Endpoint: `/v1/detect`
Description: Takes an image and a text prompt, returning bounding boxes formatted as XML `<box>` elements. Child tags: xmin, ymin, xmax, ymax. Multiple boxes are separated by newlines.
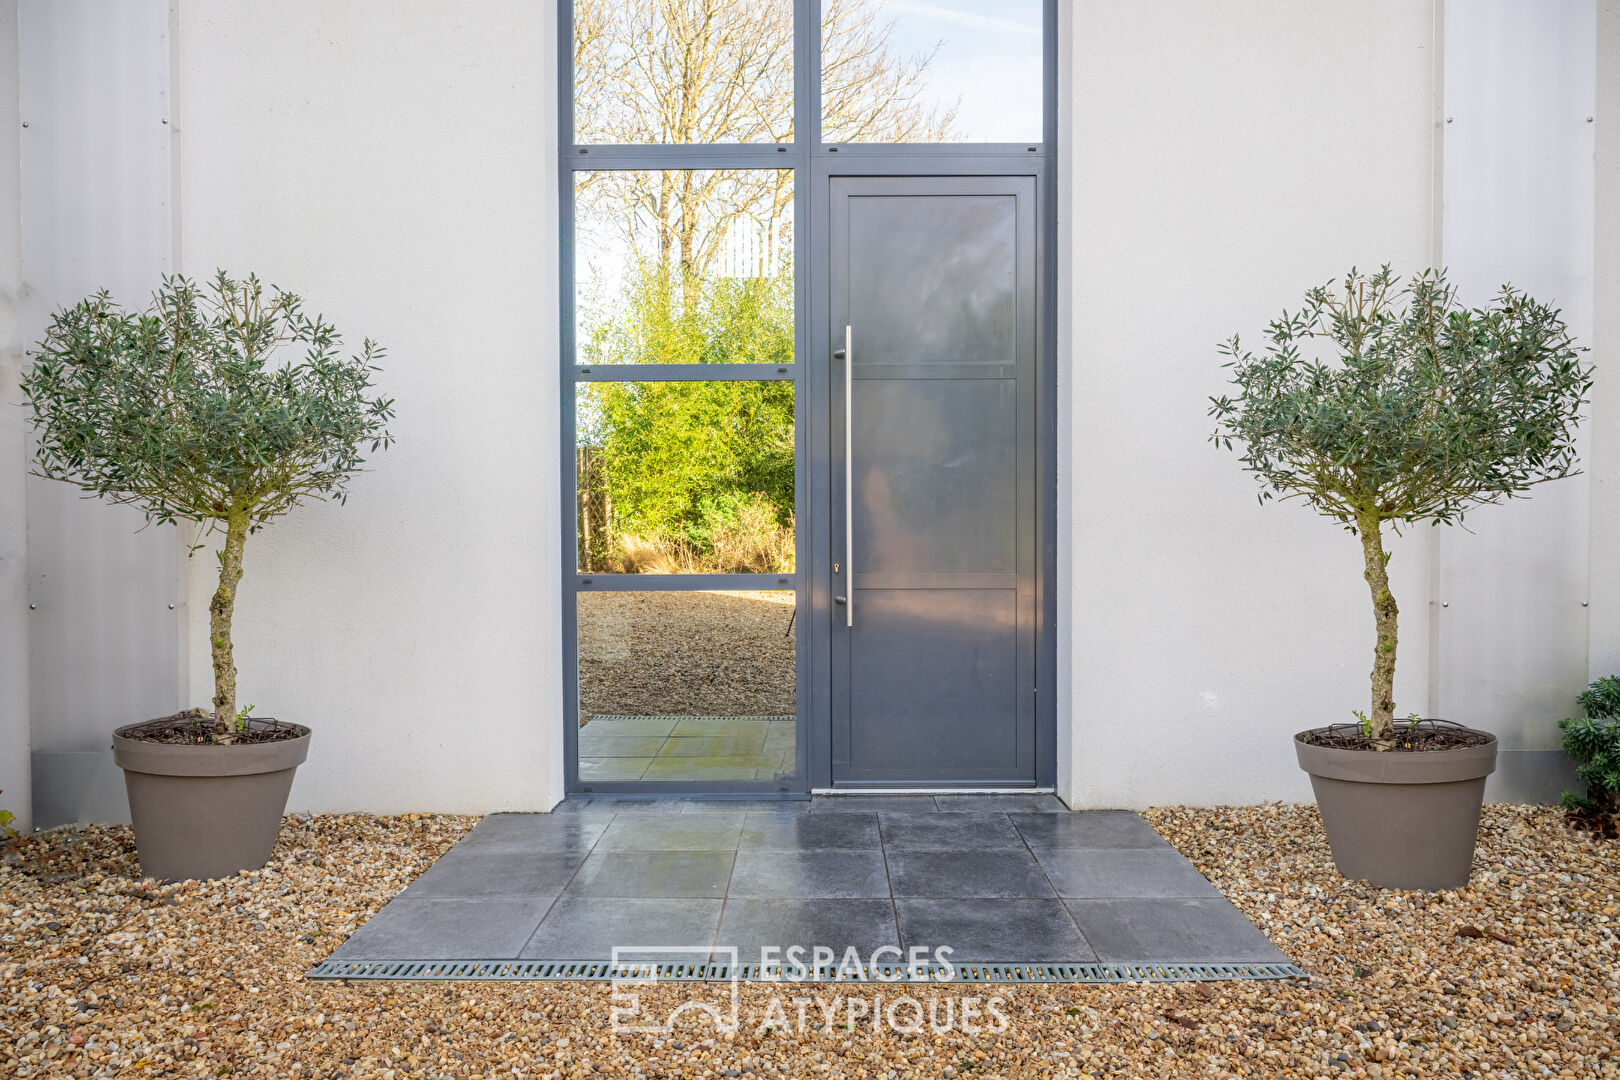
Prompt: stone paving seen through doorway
<box><xmin>328</xmin><ymin>796</ymin><xmax>1291</xmax><ymax>970</ymax></box>
<box><xmin>579</xmin><ymin>715</ymin><xmax>795</xmax><ymax>783</ymax></box>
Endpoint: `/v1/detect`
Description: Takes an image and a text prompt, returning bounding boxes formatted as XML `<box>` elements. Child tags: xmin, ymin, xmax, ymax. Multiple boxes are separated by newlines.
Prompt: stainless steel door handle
<box><xmin>841</xmin><ymin>324</ymin><xmax>852</xmax><ymax>627</ymax></box>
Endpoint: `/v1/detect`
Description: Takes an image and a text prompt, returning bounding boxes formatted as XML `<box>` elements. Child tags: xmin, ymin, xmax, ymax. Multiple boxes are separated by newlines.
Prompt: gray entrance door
<box><xmin>829</xmin><ymin>175</ymin><xmax>1038</xmax><ymax>787</ymax></box>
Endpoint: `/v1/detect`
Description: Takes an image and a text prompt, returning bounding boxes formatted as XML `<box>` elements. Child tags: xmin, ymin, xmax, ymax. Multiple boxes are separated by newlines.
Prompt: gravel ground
<box><xmin>2</xmin><ymin>804</ymin><xmax>1616</xmax><ymax>1078</ymax></box>
<box><xmin>578</xmin><ymin>591</ymin><xmax>796</xmax><ymax>724</ymax></box>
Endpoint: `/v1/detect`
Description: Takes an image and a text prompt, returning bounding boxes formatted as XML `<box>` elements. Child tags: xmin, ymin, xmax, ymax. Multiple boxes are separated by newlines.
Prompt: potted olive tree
<box><xmin>1211</xmin><ymin>267</ymin><xmax>1590</xmax><ymax>890</ymax></box>
<box><xmin>21</xmin><ymin>272</ymin><xmax>394</xmax><ymax>881</ymax></box>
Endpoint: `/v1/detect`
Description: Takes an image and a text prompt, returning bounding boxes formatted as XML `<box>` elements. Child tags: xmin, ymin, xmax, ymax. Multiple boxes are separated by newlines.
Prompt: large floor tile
<box><xmin>597</xmin><ymin>814</ymin><xmax>745</xmax><ymax>851</ymax></box>
<box><xmin>714</xmin><ymin>899</ymin><xmax>899</xmax><ymax>963</ymax></box>
<box><xmin>1010</xmin><ymin>811</ymin><xmax>1169</xmax><ymax>850</ymax></box>
<box><xmin>577</xmin><ymin>735</ymin><xmax>669</xmax><ymax>757</ymax></box>
<box><xmin>566</xmin><ymin>850</ymin><xmax>735</xmax><ymax>898</ymax></box>
<box><xmin>727</xmin><ymin>850</ymin><xmax>890</xmax><ymax>898</ymax></box>
<box><xmin>549</xmin><ymin>797</ymin><xmax>669</xmax><ymax>814</ymax></box>
<box><xmin>886</xmin><ymin>849</ymin><xmax>1054</xmax><ymax>898</ymax></box>
<box><xmin>1065</xmin><ymin>898</ymin><xmax>1289</xmax><ymax>964</ymax></box>
<box><xmin>740</xmin><ymin>811</ymin><xmax>880</xmax><ymax>850</ymax></box>
<box><xmin>580</xmin><ymin>757</ymin><xmax>652</xmax><ymax>781</ymax></box>
<box><xmin>680</xmin><ymin>799</ymin><xmax>810</xmax><ymax>814</ymax></box>
<box><xmin>402</xmin><ymin>850</ymin><xmax>585</xmax><ymax>899</ymax></box>
<box><xmin>643</xmin><ymin>757</ymin><xmax>767</xmax><ymax>780</ymax></box>
<box><xmin>581</xmin><ymin>716</ymin><xmax>679</xmax><ymax>737</ymax></box>
<box><xmin>660</xmin><ymin>734</ymin><xmax>770</xmax><ymax>757</ymax></box>
<box><xmin>809</xmin><ymin>795</ymin><xmax>937</xmax><ymax>814</ymax></box>
<box><xmin>519</xmin><ymin>897</ymin><xmax>723</xmax><ymax>962</ymax></box>
<box><xmin>330</xmin><ymin>898</ymin><xmax>552</xmax><ymax>960</ymax></box>
<box><xmin>454</xmin><ymin>814</ymin><xmax>610</xmax><ymax>852</ymax></box>
<box><xmin>1036</xmin><ymin>848</ymin><xmax>1221</xmax><ymax>900</ymax></box>
<box><xmin>671</xmin><ymin>717</ymin><xmax>781</xmax><ymax>737</ymax></box>
<box><xmin>933</xmin><ymin>794</ymin><xmax>1068</xmax><ymax>814</ymax></box>
<box><xmin>895</xmin><ymin>899</ymin><xmax>1094</xmax><ymax>963</ymax></box>
<box><xmin>878</xmin><ymin>812</ymin><xmax>1022</xmax><ymax>850</ymax></box>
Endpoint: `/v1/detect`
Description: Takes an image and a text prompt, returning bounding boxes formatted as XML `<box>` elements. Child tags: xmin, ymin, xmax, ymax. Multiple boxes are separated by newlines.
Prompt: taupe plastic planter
<box><xmin>113</xmin><ymin>722</ymin><xmax>311</xmax><ymax>881</ymax></box>
<box><xmin>1295</xmin><ymin>727</ymin><xmax>1497</xmax><ymax>891</ymax></box>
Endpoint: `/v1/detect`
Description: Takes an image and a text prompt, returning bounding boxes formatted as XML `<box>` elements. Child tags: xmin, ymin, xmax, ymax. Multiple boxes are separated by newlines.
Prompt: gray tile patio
<box><xmin>327</xmin><ymin>796</ymin><xmax>1291</xmax><ymax>968</ymax></box>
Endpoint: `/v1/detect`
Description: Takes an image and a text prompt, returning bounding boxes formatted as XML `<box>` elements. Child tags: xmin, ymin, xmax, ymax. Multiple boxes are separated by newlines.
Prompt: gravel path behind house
<box><xmin>578</xmin><ymin>590</ymin><xmax>796</xmax><ymax>724</ymax></box>
<box><xmin>2</xmin><ymin>805</ymin><xmax>1616</xmax><ymax>1078</ymax></box>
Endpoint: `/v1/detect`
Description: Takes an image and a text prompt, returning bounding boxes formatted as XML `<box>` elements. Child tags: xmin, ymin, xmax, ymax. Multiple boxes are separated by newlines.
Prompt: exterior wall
<box><xmin>8</xmin><ymin>1</ymin><xmax>1606</xmax><ymax>818</ymax></box>
<box><xmin>1056</xmin><ymin>1</ymin><xmax>1441</xmax><ymax>807</ymax></box>
<box><xmin>0</xmin><ymin>0</ymin><xmax>29</xmax><ymax>833</ymax></box>
<box><xmin>172</xmin><ymin>0</ymin><xmax>564</xmax><ymax>813</ymax></box>
<box><xmin>1590</xmin><ymin>5</ymin><xmax>1620</xmax><ymax>683</ymax></box>
<box><xmin>1437</xmin><ymin>0</ymin><xmax>1596</xmax><ymax>801</ymax></box>
<box><xmin>15</xmin><ymin>0</ymin><xmax>181</xmax><ymax>829</ymax></box>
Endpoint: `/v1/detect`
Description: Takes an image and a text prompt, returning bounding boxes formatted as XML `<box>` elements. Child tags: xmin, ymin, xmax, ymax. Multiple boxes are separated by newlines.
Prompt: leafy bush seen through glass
<box><xmin>1210</xmin><ymin>267</ymin><xmax>1591</xmax><ymax>742</ymax></box>
<box><xmin>578</xmin><ymin>264</ymin><xmax>793</xmax><ymax>574</ymax></box>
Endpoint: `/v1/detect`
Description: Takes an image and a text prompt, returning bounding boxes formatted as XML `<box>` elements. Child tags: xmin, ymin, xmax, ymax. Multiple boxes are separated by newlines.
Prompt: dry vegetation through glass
<box><xmin>577</xmin><ymin>591</ymin><xmax>796</xmax><ymax>724</ymax></box>
<box><xmin>577</xmin><ymin>590</ymin><xmax>797</xmax><ymax>781</ymax></box>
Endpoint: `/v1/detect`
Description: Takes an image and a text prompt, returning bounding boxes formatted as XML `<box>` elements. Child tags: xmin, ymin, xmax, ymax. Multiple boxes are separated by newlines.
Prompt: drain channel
<box><xmin>307</xmin><ymin>960</ymin><xmax>1307</xmax><ymax>983</ymax></box>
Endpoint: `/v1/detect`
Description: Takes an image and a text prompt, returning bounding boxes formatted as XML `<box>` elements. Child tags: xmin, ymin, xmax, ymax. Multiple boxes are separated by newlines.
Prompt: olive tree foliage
<box><xmin>21</xmin><ymin>272</ymin><xmax>395</xmax><ymax>736</ymax></box>
<box><xmin>1210</xmin><ymin>267</ymin><xmax>1590</xmax><ymax>742</ymax></box>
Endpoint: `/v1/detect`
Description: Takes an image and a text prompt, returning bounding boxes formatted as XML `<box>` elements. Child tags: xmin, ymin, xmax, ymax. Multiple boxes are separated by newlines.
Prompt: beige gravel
<box><xmin>2</xmin><ymin>804</ymin><xmax>1616</xmax><ymax>1078</ymax></box>
<box><xmin>578</xmin><ymin>590</ymin><xmax>797</xmax><ymax>724</ymax></box>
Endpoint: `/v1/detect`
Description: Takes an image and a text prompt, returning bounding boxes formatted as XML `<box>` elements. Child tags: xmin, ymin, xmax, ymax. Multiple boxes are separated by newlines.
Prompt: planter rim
<box><xmin>113</xmin><ymin>720</ymin><xmax>311</xmax><ymax>779</ymax></box>
<box><xmin>1295</xmin><ymin>725</ymin><xmax>1497</xmax><ymax>785</ymax></box>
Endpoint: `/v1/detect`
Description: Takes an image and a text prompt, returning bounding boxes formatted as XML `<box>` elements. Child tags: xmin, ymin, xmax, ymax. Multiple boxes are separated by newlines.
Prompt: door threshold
<box><xmin>812</xmin><ymin>788</ymin><xmax>1055</xmax><ymax>795</ymax></box>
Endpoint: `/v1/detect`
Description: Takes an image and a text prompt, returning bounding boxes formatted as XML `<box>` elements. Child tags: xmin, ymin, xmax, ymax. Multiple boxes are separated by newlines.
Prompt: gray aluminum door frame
<box><xmin>557</xmin><ymin>1</ymin><xmax>1059</xmax><ymax>795</ymax></box>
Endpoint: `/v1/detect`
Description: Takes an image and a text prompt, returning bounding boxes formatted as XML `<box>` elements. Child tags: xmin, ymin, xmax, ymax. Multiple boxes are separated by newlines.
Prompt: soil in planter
<box><xmin>1303</xmin><ymin>718</ymin><xmax>1493</xmax><ymax>752</ymax></box>
<box><xmin>121</xmin><ymin>709</ymin><xmax>308</xmax><ymax>745</ymax></box>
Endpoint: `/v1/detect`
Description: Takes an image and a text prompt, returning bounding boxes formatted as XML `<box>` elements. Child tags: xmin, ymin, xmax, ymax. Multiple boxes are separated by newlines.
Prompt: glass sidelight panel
<box><xmin>576</xmin><ymin>382</ymin><xmax>795</xmax><ymax>573</ymax></box>
<box><xmin>820</xmin><ymin>0</ymin><xmax>1043</xmax><ymax>143</ymax></box>
<box><xmin>573</xmin><ymin>1</ymin><xmax>794</xmax><ymax>144</ymax></box>
<box><xmin>577</xmin><ymin>590</ymin><xmax>798</xmax><ymax>781</ymax></box>
<box><xmin>575</xmin><ymin>170</ymin><xmax>794</xmax><ymax>366</ymax></box>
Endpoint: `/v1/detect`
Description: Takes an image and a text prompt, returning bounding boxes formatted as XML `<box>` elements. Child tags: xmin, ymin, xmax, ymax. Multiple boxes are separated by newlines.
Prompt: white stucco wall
<box><xmin>1056</xmin><ymin>1</ymin><xmax>1441</xmax><ymax>807</ymax></box>
<box><xmin>1436</xmin><ymin>0</ymin><xmax>1596</xmax><ymax>798</ymax></box>
<box><xmin>17</xmin><ymin>0</ymin><xmax>181</xmax><ymax>830</ymax></box>
<box><xmin>1590</xmin><ymin>4</ymin><xmax>1620</xmax><ymax>682</ymax></box>
<box><xmin>171</xmin><ymin>0</ymin><xmax>564</xmax><ymax>813</ymax></box>
<box><xmin>10</xmin><ymin>1</ymin><xmax>1605</xmax><ymax>818</ymax></box>
<box><xmin>0</xmin><ymin>0</ymin><xmax>30</xmax><ymax>833</ymax></box>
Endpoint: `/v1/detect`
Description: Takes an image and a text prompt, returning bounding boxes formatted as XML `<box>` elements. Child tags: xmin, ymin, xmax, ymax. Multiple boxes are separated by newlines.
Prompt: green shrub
<box><xmin>578</xmin><ymin>261</ymin><xmax>795</xmax><ymax>570</ymax></box>
<box><xmin>1561</xmin><ymin>677</ymin><xmax>1620</xmax><ymax>816</ymax></box>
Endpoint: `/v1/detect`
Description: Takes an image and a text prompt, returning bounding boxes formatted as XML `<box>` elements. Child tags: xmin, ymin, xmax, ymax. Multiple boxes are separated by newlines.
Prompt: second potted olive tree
<box><xmin>22</xmin><ymin>272</ymin><xmax>394</xmax><ymax>881</ymax></box>
<box><xmin>1211</xmin><ymin>267</ymin><xmax>1590</xmax><ymax>890</ymax></box>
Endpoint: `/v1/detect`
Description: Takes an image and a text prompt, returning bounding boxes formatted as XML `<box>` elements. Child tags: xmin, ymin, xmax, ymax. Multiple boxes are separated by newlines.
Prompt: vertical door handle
<box><xmin>842</xmin><ymin>324</ymin><xmax>853</xmax><ymax>628</ymax></box>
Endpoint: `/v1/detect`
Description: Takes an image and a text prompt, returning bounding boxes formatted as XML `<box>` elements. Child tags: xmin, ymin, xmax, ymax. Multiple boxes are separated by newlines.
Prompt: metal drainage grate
<box><xmin>307</xmin><ymin>960</ymin><xmax>1307</xmax><ymax>984</ymax></box>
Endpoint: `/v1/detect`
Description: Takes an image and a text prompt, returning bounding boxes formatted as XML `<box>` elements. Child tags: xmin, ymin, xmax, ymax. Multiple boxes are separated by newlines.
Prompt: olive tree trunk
<box><xmin>1358</xmin><ymin>512</ymin><xmax>1398</xmax><ymax>740</ymax></box>
<box><xmin>209</xmin><ymin>509</ymin><xmax>250</xmax><ymax>732</ymax></box>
